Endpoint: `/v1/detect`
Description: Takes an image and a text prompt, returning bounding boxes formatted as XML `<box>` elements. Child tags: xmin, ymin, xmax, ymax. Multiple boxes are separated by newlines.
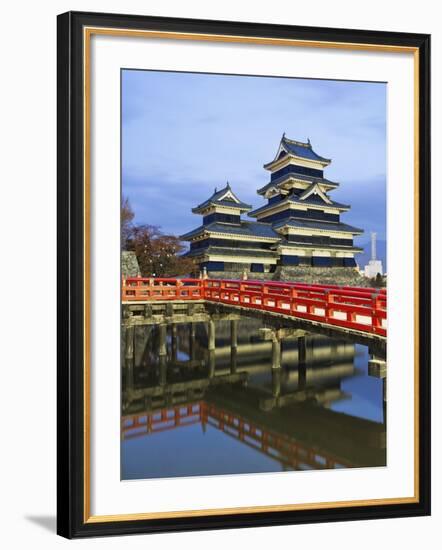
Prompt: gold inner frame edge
<box><xmin>82</xmin><ymin>26</ymin><xmax>420</xmax><ymax>524</ymax></box>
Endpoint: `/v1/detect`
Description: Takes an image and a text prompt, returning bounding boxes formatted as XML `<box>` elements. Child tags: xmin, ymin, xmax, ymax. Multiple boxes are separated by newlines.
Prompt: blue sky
<box><xmin>122</xmin><ymin>70</ymin><xmax>386</xmax><ymax>244</ymax></box>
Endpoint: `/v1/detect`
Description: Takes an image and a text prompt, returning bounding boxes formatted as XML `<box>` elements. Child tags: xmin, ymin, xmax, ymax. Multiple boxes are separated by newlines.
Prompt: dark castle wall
<box><xmin>270</xmin><ymin>164</ymin><xmax>323</xmax><ymax>180</ymax></box>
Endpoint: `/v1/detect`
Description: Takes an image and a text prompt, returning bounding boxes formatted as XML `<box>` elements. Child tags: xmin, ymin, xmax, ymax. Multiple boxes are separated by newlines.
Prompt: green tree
<box><xmin>374</xmin><ymin>272</ymin><xmax>384</xmax><ymax>287</ymax></box>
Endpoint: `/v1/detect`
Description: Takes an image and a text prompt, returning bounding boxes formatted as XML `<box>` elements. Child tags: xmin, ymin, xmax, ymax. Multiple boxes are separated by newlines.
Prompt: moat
<box><xmin>121</xmin><ymin>307</ymin><xmax>386</xmax><ymax>480</ymax></box>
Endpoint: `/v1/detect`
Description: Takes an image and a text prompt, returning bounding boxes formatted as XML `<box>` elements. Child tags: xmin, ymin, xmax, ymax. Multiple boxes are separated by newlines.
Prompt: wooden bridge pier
<box><xmin>125</xmin><ymin>325</ymin><xmax>135</xmax><ymax>392</ymax></box>
<box><xmin>189</xmin><ymin>323</ymin><xmax>196</xmax><ymax>361</ymax></box>
<box><xmin>368</xmin><ymin>355</ymin><xmax>387</xmax><ymax>379</ymax></box>
<box><xmin>207</xmin><ymin>320</ymin><xmax>216</xmax><ymax>379</ymax></box>
<box><xmin>298</xmin><ymin>335</ymin><xmax>307</xmax><ymax>390</ymax></box>
<box><xmin>230</xmin><ymin>319</ymin><xmax>238</xmax><ymax>374</ymax></box>
<box><xmin>231</xmin><ymin>319</ymin><xmax>238</xmax><ymax>348</ymax></box>
<box><xmin>208</xmin><ymin>350</ymin><xmax>216</xmax><ymax>378</ymax></box>
<box><xmin>158</xmin><ymin>323</ymin><xmax>167</xmax><ymax>358</ymax></box>
<box><xmin>272</xmin><ymin>366</ymin><xmax>282</xmax><ymax>398</ymax></box>
<box><xmin>208</xmin><ymin>319</ymin><xmax>216</xmax><ymax>351</ymax></box>
<box><xmin>256</xmin><ymin>327</ymin><xmax>310</xmax><ymax>400</ymax></box>
<box><xmin>272</xmin><ymin>336</ymin><xmax>281</xmax><ymax>371</ymax></box>
<box><xmin>230</xmin><ymin>347</ymin><xmax>238</xmax><ymax>375</ymax></box>
<box><xmin>259</xmin><ymin>328</ymin><xmax>281</xmax><ymax>369</ymax></box>
<box><xmin>256</xmin><ymin>327</ymin><xmax>347</xmax><ymax>411</ymax></box>
<box><xmin>259</xmin><ymin>327</ymin><xmax>309</xmax><ymax>371</ymax></box>
<box><xmin>158</xmin><ymin>324</ymin><xmax>168</xmax><ymax>386</ymax></box>
<box><xmin>368</xmin><ymin>353</ymin><xmax>387</xmax><ymax>423</ymax></box>
<box><xmin>171</xmin><ymin>324</ymin><xmax>178</xmax><ymax>362</ymax></box>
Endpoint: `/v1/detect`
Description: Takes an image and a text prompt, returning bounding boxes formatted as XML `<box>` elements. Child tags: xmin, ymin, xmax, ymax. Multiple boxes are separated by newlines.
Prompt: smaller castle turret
<box><xmin>180</xmin><ymin>183</ymin><xmax>279</xmax><ymax>275</ymax></box>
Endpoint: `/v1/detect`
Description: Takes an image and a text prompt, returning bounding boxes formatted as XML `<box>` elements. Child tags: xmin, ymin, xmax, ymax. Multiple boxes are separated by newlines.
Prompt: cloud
<box><xmin>122</xmin><ymin>70</ymin><xmax>386</xmax><ymax>238</ymax></box>
<box><xmin>337</xmin><ymin>176</ymin><xmax>387</xmax><ymax>241</ymax></box>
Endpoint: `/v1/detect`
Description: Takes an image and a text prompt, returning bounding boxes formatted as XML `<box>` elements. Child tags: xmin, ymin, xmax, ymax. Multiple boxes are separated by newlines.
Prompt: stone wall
<box><xmin>121</xmin><ymin>251</ymin><xmax>141</xmax><ymax>278</ymax></box>
<box><xmin>208</xmin><ymin>271</ymin><xmax>271</xmax><ymax>281</ymax></box>
<box><xmin>273</xmin><ymin>266</ymin><xmax>373</xmax><ymax>286</ymax></box>
<box><xmin>205</xmin><ymin>266</ymin><xmax>374</xmax><ymax>286</ymax></box>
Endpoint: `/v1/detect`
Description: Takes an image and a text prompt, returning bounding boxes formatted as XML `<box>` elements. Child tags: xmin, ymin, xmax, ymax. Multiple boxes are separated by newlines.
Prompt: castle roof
<box><xmin>249</xmin><ymin>186</ymin><xmax>349</xmax><ymax>217</ymax></box>
<box><xmin>272</xmin><ymin>217</ymin><xmax>364</xmax><ymax>235</ymax></box>
<box><xmin>192</xmin><ymin>183</ymin><xmax>252</xmax><ymax>213</ymax></box>
<box><xmin>264</xmin><ymin>135</ymin><xmax>331</xmax><ymax>168</ymax></box>
<box><xmin>257</xmin><ymin>172</ymin><xmax>339</xmax><ymax>195</ymax></box>
<box><xmin>180</xmin><ymin>220</ymin><xmax>280</xmax><ymax>241</ymax></box>
<box><xmin>184</xmin><ymin>246</ymin><xmax>278</xmax><ymax>259</ymax></box>
<box><xmin>277</xmin><ymin>240</ymin><xmax>363</xmax><ymax>252</ymax></box>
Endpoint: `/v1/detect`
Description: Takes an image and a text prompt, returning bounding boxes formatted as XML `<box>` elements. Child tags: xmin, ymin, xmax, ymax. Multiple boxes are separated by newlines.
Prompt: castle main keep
<box><xmin>181</xmin><ymin>134</ymin><xmax>364</xmax><ymax>282</ymax></box>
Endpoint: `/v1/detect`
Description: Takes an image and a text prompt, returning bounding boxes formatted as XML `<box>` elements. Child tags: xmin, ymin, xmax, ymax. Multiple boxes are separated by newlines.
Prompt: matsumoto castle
<box><xmin>181</xmin><ymin>134</ymin><xmax>364</xmax><ymax>279</ymax></box>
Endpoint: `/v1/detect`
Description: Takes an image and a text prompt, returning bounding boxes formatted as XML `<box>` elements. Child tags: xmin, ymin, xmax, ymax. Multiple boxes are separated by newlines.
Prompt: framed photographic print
<box><xmin>57</xmin><ymin>11</ymin><xmax>431</xmax><ymax>538</ymax></box>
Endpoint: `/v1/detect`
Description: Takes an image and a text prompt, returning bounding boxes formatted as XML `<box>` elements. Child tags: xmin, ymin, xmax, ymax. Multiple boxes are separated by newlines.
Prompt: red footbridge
<box><xmin>122</xmin><ymin>277</ymin><xmax>386</xmax><ymax>338</ymax></box>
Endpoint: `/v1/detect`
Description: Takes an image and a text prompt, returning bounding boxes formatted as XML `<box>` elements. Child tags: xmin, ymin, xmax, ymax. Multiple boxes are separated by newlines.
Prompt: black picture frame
<box><xmin>57</xmin><ymin>10</ymin><xmax>431</xmax><ymax>539</ymax></box>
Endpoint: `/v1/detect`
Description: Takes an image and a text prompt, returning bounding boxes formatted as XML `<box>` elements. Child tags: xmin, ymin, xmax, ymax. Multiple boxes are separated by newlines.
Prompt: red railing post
<box><xmin>371</xmin><ymin>295</ymin><xmax>377</xmax><ymax>333</ymax></box>
<box><xmin>121</xmin><ymin>275</ymin><xmax>126</xmax><ymax>301</ymax></box>
<box><xmin>290</xmin><ymin>287</ymin><xmax>298</xmax><ymax>312</ymax></box>
<box><xmin>239</xmin><ymin>282</ymin><xmax>246</xmax><ymax>304</ymax></box>
<box><xmin>325</xmin><ymin>290</ymin><xmax>333</xmax><ymax>323</ymax></box>
<box><xmin>262</xmin><ymin>283</ymin><xmax>269</xmax><ymax>308</ymax></box>
<box><xmin>176</xmin><ymin>278</ymin><xmax>182</xmax><ymax>299</ymax></box>
<box><xmin>372</xmin><ymin>292</ymin><xmax>386</xmax><ymax>335</ymax></box>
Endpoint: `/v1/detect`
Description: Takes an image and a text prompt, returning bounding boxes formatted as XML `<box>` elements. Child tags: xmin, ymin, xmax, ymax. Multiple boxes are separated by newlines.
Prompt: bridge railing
<box><xmin>122</xmin><ymin>277</ymin><xmax>386</xmax><ymax>337</ymax></box>
<box><xmin>122</xmin><ymin>277</ymin><xmax>204</xmax><ymax>301</ymax></box>
<box><xmin>203</xmin><ymin>279</ymin><xmax>386</xmax><ymax>337</ymax></box>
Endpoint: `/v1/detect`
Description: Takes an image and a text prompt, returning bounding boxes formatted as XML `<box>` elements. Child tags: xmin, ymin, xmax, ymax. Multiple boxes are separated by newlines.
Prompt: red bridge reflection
<box><xmin>122</xmin><ymin>401</ymin><xmax>352</xmax><ymax>470</ymax></box>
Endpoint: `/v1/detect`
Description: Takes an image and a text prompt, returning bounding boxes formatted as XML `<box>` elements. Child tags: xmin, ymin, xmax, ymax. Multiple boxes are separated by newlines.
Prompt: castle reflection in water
<box><xmin>121</xmin><ymin>313</ymin><xmax>386</xmax><ymax>480</ymax></box>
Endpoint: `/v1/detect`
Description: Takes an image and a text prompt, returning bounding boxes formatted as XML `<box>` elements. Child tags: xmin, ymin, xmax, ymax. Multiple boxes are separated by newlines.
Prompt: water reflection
<box><xmin>121</xmin><ymin>315</ymin><xmax>386</xmax><ymax>480</ymax></box>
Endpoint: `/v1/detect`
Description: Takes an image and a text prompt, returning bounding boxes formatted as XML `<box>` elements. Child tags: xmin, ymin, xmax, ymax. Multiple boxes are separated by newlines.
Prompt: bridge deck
<box><xmin>122</xmin><ymin>277</ymin><xmax>387</xmax><ymax>340</ymax></box>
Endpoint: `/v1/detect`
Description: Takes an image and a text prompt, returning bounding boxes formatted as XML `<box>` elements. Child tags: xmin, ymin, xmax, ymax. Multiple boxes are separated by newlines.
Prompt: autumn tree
<box><xmin>126</xmin><ymin>224</ymin><xmax>195</xmax><ymax>277</ymax></box>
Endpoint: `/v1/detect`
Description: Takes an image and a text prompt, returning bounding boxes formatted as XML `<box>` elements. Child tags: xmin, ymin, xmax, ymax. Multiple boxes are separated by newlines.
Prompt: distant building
<box><xmin>181</xmin><ymin>134</ymin><xmax>364</xmax><ymax>276</ymax></box>
<box><xmin>364</xmin><ymin>232</ymin><xmax>383</xmax><ymax>278</ymax></box>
